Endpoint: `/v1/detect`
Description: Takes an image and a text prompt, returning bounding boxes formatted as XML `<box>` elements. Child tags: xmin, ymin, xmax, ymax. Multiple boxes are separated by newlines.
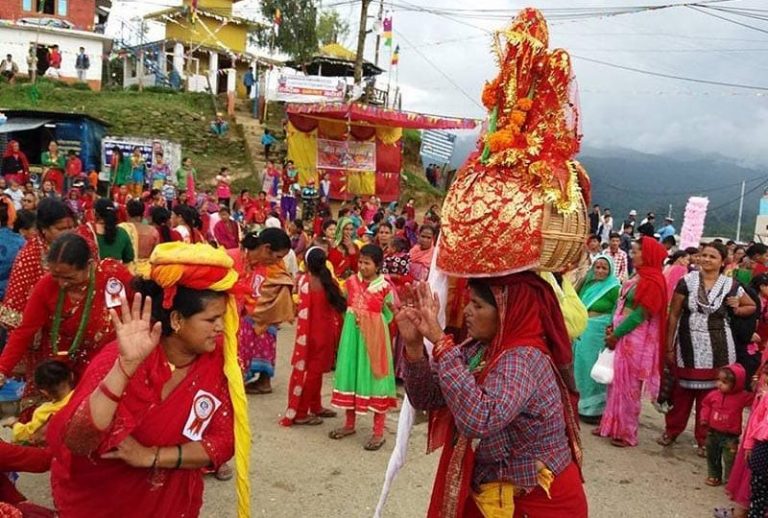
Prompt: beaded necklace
<box><xmin>50</xmin><ymin>267</ymin><xmax>96</xmax><ymax>358</ymax></box>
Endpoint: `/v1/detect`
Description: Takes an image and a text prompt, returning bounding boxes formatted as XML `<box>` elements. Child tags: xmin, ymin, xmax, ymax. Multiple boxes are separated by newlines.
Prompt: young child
<box><xmin>65</xmin><ymin>188</ymin><xmax>83</xmax><ymax>220</ymax></box>
<box><xmin>281</xmin><ymin>247</ymin><xmax>346</xmax><ymax>426</ymax></box>
<box><xmin>216</xmin><ymin>167</ymin><xmax>232</xmax><ymax>208</ymax></box>
<box><xmin>64</xmin><ymin>150</ymin><xmax>82</xmax><ymax>194</ymax></box>
<box><xmin>6</xmin><ymin>360</ymin><xmax>73</xmax><ymax>444</ymax></box>
<box><xmin>329</xmin><ymin>244</ymin><xmax>398</xmax><ymax>451</ymax></box>
<box><xmin>162</xmin><ymin>178</ymin><xmax>177</xmax><ymax>210</ymax></box>
<box><xmin>701</xmin><ymin>364</ymin><xmax>755</xmax><ymax>486</ymax></box>
<box><xmin>129</xmin><ymin>147</ymin><xmax>146</xmax><ymax>198</ymax></box>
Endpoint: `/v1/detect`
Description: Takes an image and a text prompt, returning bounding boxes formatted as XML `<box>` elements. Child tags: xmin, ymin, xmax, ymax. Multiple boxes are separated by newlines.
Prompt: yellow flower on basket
<box><xmin>516</xmin><ymin>98</ymin><xmax>533</xmax><ymax>111</ymax></box>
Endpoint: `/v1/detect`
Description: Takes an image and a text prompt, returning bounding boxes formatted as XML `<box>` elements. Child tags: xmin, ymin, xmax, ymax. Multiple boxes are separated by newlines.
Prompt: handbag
<box><xmin>590</xmin><ymin>348</ymin><xmax>615</xmax><ymax>384</ymax></box>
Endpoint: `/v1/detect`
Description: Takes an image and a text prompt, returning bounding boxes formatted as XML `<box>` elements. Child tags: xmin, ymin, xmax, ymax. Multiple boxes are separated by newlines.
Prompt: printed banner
<box><xmin>317</xmin><ymin>139</ymin><xmax>376</xmax><ymax>172</ymax></box>
<box><xmin>275</xmin><ymin>75</ymin><xmax>346</xmax><ymax>103</ymax></box>
<box><xmin>100</xmin><ymin>137</ymin><xmax>182</xmax><ymax>181</ymax></box>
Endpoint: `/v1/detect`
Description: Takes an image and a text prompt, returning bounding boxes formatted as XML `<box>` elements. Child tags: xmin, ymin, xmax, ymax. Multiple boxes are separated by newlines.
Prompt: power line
<box><xmin>687</xmin><ymin>5</ymin><xmax>768</xmax><ymax>35</ymax></box>
<box><xmin>597</xmin><ymin>174</ymin><xmax>767</xmax><ymax>196</ymax></box>
<box><xmin>708</xmin><ymin>178</ymin><xmax>768</xmax><ymax>213</ymax></box>
<box><xmin>392</xmin><ymin>28</ymin><xmax>484</xmax><ymax>111</ymax></box>
<box><xmin>573</xmin><ymin>54</ymin><xmax>768</xmax><ymax>91</ymax></box>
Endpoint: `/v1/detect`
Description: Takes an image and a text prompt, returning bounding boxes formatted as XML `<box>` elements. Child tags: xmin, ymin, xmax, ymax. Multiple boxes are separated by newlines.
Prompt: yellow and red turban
<box><xmin>149</xmin><ymin>242</ymin><xmax>250</xmax><ymax>518</ymax></box>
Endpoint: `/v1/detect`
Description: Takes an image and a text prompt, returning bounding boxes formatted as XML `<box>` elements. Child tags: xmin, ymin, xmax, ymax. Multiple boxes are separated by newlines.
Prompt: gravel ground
<box><xmin>14</xmin><ymin>324</ymin><xmax>729</xmax><ymax>517</ymax></box>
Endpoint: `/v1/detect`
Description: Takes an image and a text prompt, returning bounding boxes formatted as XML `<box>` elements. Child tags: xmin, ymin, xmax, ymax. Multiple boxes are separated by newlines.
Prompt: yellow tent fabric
<box><xmin>347</xmin><ymin>171</ymin><xmax>376</xmax><ymax>196</ymax></box>
<box><xmin>286</xmin><ymin>122</ymin><xmax>318</xmax><ymax>186</ymax></box>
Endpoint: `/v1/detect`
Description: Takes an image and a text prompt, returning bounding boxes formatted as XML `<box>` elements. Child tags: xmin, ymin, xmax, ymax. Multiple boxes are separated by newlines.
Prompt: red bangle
<box><xmin>432</xmin><ymin>335</ymin><xmax>455</xmax><ymax>362</ymax></box>
<box><xmin>98</xmin><ymin>381</ymin><xmax>122</xmax><ymax>403</ymax></box>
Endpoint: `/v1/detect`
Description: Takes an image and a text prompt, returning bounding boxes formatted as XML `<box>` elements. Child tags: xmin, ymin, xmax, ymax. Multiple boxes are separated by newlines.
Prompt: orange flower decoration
<box><xmin>482</xmin><ymin>77</ymin><xmax>501</xmax><ymax>111</ymax></box>
<box><xmin>509</xmin><ymin>110</ymin><xmax>527</xmax><ymax>128</ymax></box>
<box><xmin>515</xmin><ymin>98</ymin><xmax>533</xmax><ymax>111</ymax></box>
<box><xmin>487</xmin><ymin>128</ymin><xmax>519</xmax><ymax>153</ymax></box>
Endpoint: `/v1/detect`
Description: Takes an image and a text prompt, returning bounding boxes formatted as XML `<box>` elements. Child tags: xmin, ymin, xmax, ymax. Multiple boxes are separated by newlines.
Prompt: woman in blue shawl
<box><xmin>573</xmin><ymin>255</ymin><xmax>620</xmax><ymax>423</ymax></box>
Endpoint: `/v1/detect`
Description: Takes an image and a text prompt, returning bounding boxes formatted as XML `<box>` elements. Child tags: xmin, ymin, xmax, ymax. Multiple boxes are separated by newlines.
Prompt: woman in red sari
<box><xmin>1</xmin><ymin>140</ymin><xmax>30</xmax><ymax>185</ymax></box>
<box><xmin>0</xmin><ymin>198</ymin><xmax>78</xmax><ymax>330</ymax></box>
<box><xmin>398</xmin><ymin>277</ymin><xmax>586</xmax><ymax>518</ymax></box>
<box><xmin>47</xmin><ymin>242</ymin><xmax>252</xmax><ymax>518</ymax></box>
<box><xmin>281</xmin><ymin>247</ymin><xmax>345</xmax><ymax>426</ymax></box>
<box><xmin>328</xmin><ymin>216</ymin><xmax>359</xmax><ymax>280</ymax></box>
<box><xmin>0</xmin><ymin>233</ymin><xmax>132</xmax><ymax>413</ymax></box>
<box><xmin>408</xmin><ymin>225</ymin><xmax>436</xmax><ymax>282</ymax></box>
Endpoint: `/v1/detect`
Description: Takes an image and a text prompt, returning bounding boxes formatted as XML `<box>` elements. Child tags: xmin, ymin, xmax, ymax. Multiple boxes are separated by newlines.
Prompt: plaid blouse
<box><xmin>403</xmin><ymin>343</ymin><xmax>572</xmax><ymax>490</ymax></box>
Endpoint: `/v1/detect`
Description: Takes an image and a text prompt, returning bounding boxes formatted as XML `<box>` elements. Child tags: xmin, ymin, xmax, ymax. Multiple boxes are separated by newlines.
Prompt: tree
<box><xmin>258</xmin><ymin>0</ymin><xmax>319</xmax><ymax>62</ymax></box>
<box><xmin>317</xmin><ymin>10</ymin><xmax>350</xmax><ymax>46</ymax></box>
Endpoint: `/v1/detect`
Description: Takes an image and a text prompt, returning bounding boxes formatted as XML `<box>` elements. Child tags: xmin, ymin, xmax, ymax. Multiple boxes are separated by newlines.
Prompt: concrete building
<box><xmin>0</xmin><ymin>20</ymin><xmax>111</xmax><ymax>90</ymax></box>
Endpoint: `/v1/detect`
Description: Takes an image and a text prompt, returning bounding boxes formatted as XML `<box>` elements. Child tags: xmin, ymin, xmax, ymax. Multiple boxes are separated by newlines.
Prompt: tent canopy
<box><xmin>286</xmin><ymin>103</ymin><xmax>478</xmax><ymax>131</ymax></box>
<box><xmin>0</xmin><ymin>117</ymin><xmax>52</xmax><ymax>134</ymax></box>
<box><xmin>285</xmin><ymin>44</ymin><xmax>384</xmax><ymax>78</ymax></box>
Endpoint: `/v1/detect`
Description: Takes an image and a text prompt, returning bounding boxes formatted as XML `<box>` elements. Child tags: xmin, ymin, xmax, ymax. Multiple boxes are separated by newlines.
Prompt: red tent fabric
<box><xmin>286</xmin><ymin>103</ymin><xmax>478</xmax><ymax>130</ymax></box>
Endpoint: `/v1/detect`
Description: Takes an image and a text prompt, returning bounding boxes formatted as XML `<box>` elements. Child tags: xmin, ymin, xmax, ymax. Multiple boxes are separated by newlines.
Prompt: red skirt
<box><xmin>463</xmin><ymin>463</ymin><xmax>588</xmax><ymax>518</ymax></box>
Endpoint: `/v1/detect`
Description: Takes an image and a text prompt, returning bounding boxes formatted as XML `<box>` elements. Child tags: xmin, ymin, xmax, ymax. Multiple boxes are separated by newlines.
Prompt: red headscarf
<box><xmin>2</xmin><ymin>140</ymin><xmax>30</xmax><ymax>172</ymax></box>
<box><xmin>634</xmin><ymin>235</ymin><xmax>668</xmax><ymax>316</ymax></box>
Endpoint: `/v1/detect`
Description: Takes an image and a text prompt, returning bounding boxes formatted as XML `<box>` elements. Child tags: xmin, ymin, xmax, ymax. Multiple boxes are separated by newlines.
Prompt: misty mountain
<box><xmin>578</xmin><ymin>148</ymin><xmax>767</xmax><ymax>240</ymax></box>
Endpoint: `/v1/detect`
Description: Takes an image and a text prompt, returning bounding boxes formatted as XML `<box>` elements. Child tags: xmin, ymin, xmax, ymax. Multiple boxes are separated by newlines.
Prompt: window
<box><xmin>57</xmin><ymin>0</ymin><xmax>67</xmax><ymax>16</ymax></box>
<box><xmin>37</xmin><ymin>0</ymin><xmax>54</xmax><ymax>14</ymax></box>
<box><xmin>22</xmin><ymin>0</ymin><xmax>33</xmax><ymax>12</ymax></box>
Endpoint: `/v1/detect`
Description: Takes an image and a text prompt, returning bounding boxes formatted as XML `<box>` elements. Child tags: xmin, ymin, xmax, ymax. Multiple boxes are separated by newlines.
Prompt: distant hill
<box><xmin>578</xmin><ymin>148</ymin><xmax>766</xmax><ymax>239</ymax></box>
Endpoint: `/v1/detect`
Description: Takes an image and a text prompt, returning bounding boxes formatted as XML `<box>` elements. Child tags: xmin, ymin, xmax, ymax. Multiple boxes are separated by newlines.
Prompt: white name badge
<box><xmin>104</xmin><ymin>277</ymin><xmax>126</xmax><ymax>309</ymax></box>
<box><xmin>182</xmin><ymin>390</ymin><xmax>222</xmax><ymax>441</ymax></box>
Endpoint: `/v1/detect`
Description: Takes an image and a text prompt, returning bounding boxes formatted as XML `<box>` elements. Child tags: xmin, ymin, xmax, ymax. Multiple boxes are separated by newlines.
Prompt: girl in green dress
<box><xmin>330</xmin><ymin>244</ymin><xmax>397</xmax><ymax>451</ymax></box>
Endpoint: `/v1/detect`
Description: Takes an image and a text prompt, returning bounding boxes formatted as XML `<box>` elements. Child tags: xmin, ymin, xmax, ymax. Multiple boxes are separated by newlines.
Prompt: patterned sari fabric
<box><xmin>47</xmin><ymin>343</ymin><xmax>234</xmax><ymax>518</ymax></box>
<box><xmin>0</xmin><ymin>259</ymin><xmax>133</xmax><ymax>414</ymax></box>
<box><xmin>597</xmin><ymin>278</ymin><xmax>663</xmax><ymax>446</ymax></box>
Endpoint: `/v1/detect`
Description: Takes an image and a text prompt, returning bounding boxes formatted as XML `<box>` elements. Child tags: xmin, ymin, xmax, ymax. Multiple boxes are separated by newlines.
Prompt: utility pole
<box><xmin>353</xmin><ymin>0</ymin><xmax>373</xmax><ymax>85</ymax></box>
<box><xmin>736</xmin><ymin>179</ymin><xmax>746</xmax><ymax>242</ymax></box>
<box><xmin>373</xmin><ymin>0</ymin><xmax>384</xmax><ymax>67</ymax></box>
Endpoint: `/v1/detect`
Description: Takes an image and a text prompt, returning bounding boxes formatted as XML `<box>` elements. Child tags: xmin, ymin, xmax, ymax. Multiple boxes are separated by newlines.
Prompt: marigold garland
<box><xmin>516</xmin><ymin>98</ymin><xmax>533</xmax><ymax>111</ymax></box>
<box><xmin>482</xmin><ymin>77</ymin><xmax>501</xmax><ymax>111</ymax></box>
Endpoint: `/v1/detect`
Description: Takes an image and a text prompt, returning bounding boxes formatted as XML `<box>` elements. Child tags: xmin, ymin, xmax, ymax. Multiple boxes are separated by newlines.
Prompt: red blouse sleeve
<box><xmin>0</xmin><ymin>276</ymin><xmax>55</xmax><ymax>375</ymax></box>
<box><xmin>199</xmin><ymin>383</ymin><xmax>234</xmax><ymax>469</ymax></box>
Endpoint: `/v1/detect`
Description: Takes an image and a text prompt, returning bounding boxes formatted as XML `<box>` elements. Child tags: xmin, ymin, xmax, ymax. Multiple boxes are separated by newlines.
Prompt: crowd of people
<box><xmin>0</xmin><ymin>140</ymin><xmax>444</xmax><ymax>516</ymax></box>
<box><xmin>573</xmin><ymin>203</ymin><xmax>768</xmax><ymax>518</ymax></box>
<box><xmin>2</xmin><ymin>132</ymin><xmax>768</xmax><ymax>517</ymax></box>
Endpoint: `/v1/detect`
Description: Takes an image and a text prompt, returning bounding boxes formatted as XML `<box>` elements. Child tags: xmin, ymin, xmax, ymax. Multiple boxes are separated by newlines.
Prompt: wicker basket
<box><xmin>539</xmin><ymin>194</ymin><xmax>588</xmax><ymax>272</ymax></box>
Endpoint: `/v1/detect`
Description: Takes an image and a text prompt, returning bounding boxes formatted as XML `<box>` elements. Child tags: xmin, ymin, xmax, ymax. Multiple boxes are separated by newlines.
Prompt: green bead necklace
<box><xmin>50</xmin><ymin>267</ymin><xmax>96</xmax><ymax>358</ymax></box>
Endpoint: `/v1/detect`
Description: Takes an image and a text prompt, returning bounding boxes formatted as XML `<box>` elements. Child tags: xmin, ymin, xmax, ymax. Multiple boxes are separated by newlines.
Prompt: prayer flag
<box><xmin>383</xmin><ymin>15</ymin><xmax>392</xmax><ymax>47</ymax></box>
<box><xmin>391</xmin><ymin>45</ymin><xmax>400</xmax><ymax>66</ymax></box>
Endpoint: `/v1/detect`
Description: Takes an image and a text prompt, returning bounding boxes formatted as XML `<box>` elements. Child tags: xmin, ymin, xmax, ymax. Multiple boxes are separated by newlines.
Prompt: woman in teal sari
<box><xmin>573</xmin><ymin>255</ymin><xmax>620</xmax><ymax>424</ymax></box>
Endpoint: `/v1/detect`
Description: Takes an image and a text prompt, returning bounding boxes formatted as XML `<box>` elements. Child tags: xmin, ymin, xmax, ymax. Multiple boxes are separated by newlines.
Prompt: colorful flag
<box><xmin>391</xmin><ymin>45</ymin><xmax>400</xmax><ymax>66</ymax></box>
<box><xmin>383</xmin><ymin>14</ymin><xmax>392</xmax><ymax>47</ymax></box>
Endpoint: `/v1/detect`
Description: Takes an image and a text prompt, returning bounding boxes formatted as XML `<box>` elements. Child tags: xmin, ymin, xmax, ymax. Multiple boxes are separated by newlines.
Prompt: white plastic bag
<box><xmin>590</xmin><ymin>348</ymin><xmax>615</xmax><ymax>384</ymax></box>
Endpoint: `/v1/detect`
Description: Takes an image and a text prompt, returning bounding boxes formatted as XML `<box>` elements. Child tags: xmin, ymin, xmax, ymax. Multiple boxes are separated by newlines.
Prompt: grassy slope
<box><xmin>0</xmin><ymin>80</ymin><xmax>252</xmax><ymax>186</ymax></box>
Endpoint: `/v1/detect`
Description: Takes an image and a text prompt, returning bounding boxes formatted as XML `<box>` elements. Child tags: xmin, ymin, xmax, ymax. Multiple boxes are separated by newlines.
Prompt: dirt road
<box><xmin>16</xmin><ymin>324</ymin><xmax>728</xmax><ymax>517</ymax></box>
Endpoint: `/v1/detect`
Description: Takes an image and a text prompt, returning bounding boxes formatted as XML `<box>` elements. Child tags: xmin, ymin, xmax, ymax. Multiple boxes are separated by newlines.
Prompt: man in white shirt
<box><xmin>4</xmin><ymin>179</ymin><xmax>24</xmax><ymax>210</ymax></box>
<box><xmin>0</xmin><ymin>54</ymin><xmax>18</xmax><ymax>84</ymax></box>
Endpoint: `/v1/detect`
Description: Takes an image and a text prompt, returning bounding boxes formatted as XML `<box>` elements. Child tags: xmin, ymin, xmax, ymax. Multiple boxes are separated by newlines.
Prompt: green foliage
<box><xmin>0</xmin><ymin>82</ymin><xmax>250</xmax><ymax>184</ymax></box>
<box><xmin>257</xmin><ymin>0</ymin><xmax>319</xmax><ymax>62</ymax></box>
<box><xmin>317</xmin><ymin>10</ymin><xmax>350</xmax><ymax>45</ymax></box>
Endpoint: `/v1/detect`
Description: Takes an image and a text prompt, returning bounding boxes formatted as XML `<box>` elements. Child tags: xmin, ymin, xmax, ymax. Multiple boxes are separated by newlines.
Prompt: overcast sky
<box><xmin>111</xmin><ymin>0</ymin><xmax>768</xmax><ymax>165</ymax></box>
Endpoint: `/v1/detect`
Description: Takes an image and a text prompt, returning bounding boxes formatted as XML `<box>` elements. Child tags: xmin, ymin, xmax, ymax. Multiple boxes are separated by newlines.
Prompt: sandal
<box><xmin>610</xmin><ymin>438</ymin><xmax>632</xmax><ymax>448</ymax></box>
<box><xmin>294</xmin><ymin>416</ymin><xmax>323</xmax><ymax>426</ymax></box>
<box><xmin>656</xmin><ymin>433</ymin><xmax>676</xmax><ymax>446</ymax></box>
<box><xmin>245</xmin><ymin>384</ymin><xmax>273</xmax><ymax>395</ymax></box>
<box><xmin>697</xmin><ymin>446</ymin><xmax>707</xmax><ymax>458</ymax></box>
<box><xmin>705</xmin><ymin>477</ymin><xmax>722</xmax><ymax>487</ymax></box>
<box><xmin>314</xmin><ymin>408</ymin><xmax>338</xmax><ymax>418</ymax></box>
<box><xmin>328</xmin><ymin>427</ymin><xmax>356</xmax><ymax>440</ymax></box>
<box><xmin>214</xmin><ymin>462</ymin><xmax>233</xmax><ymax>481</ymax></box>
<box><xmin>591</xmin><ymin>428</ymin><xmax>603</xmax><ymax>437</ymax></box>
<box><xmin>364</xmin><ymin>436</ymin><xmax>386</xmax><ymax>451</ymax></box>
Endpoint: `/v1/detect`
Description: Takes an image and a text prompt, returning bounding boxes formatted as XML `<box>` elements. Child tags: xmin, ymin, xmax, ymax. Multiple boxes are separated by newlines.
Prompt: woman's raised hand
<box><xmin>389</xmin><ymin>284</ymin><xmax>423</xmax><ymax>345</ymax></box>
<box><xmin>410</xmin><ymin>282</ymin><xmax>444</xmax><ymax>344</ymax></box>
<box><xmin>110</xmin><ymin>293</ymin><xmax>162</xmax><ymax>371</ymax></box>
